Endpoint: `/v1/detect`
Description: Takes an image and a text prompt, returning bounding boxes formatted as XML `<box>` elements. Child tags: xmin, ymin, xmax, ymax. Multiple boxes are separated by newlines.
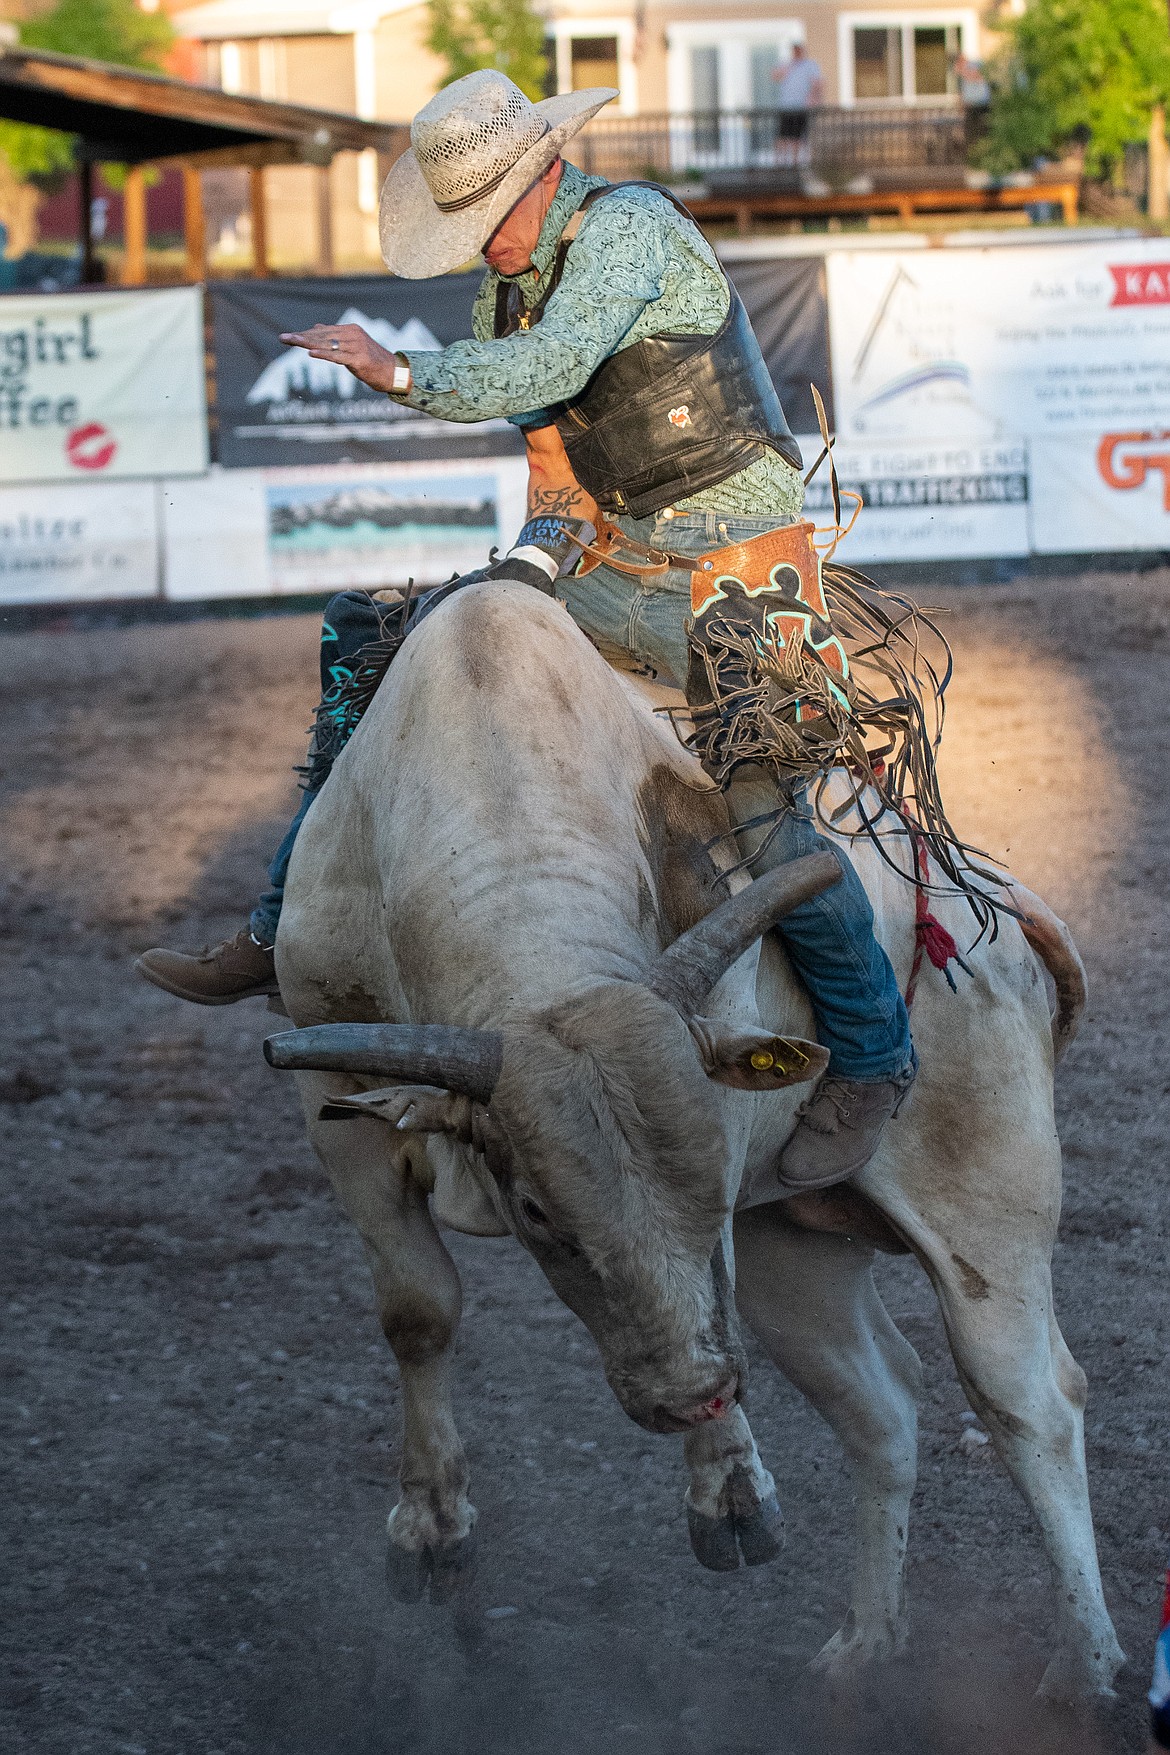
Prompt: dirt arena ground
<box><xmin>1</xmin><ymin>569</ymin><xmax>1167</xmax><ymax>1755</ymax></box>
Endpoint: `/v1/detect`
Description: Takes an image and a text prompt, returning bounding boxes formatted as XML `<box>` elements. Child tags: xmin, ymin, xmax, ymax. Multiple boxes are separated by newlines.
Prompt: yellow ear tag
<box><xmin>750</xmin><ymin>1050</ymin><xmax>775</xmax><ymax>1071</ymax></box>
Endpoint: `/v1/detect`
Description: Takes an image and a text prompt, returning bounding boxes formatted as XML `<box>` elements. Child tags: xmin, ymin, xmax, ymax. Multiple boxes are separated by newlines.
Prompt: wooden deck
<box><xmin>685</xmin><ymin>178</ymin><xmax>1080</xmax><ymax>234</ymax></box>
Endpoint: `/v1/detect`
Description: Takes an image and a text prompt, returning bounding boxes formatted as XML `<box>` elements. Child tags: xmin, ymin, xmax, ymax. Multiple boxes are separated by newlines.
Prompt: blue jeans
<box><xmin>560</xmin><ymin>508</ymin><xmax>912</xmax><ymax>1082</ymax></box>
<box><xmin>253</xmin><ymin>524</ymin><xmax>912</xmax><ymax>1082</ymax></box>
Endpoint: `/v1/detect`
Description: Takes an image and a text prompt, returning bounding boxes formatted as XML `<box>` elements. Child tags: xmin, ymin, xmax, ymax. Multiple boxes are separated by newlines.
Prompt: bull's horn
<box><xmin>648</xmin><ymin>852</ymin><xmax>841</xmax><ymax>1017</ymax></box>
<box><xmin>263</xmin><ymin>1023</ymin><xmax>502</xmax><ymax>1103</ymax></box>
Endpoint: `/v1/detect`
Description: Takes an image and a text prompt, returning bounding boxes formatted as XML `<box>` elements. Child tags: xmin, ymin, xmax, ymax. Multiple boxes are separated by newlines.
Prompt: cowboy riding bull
<box><xmin>137</xmin><ymin>71</ymin><xmax>1123</xmax><ymax>1698</ymax></box>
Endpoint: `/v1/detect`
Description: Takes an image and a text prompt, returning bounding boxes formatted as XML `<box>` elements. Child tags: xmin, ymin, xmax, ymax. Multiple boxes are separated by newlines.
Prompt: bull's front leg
<box><xmin>683</xmin><ymin>1404</ymin><xmax>785</xmax><ymax>1571</ymax></box>
<box><xmin>299</xmin><ymin>1072</ymin><xmax>476</xmax><ymax>1604</ymax></box>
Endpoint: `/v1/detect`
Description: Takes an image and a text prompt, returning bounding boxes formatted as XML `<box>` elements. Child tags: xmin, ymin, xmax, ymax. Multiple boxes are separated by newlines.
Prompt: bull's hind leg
<box><xmin>299</xmin><ymin>1072</ymin><xmax>477</xmax><ymax>1605</ymax></box>
<box><xmin>733</xmin><ymin>1205</ymin><xmax>922</xmax><ymax>1670</ymax></box>
<box><xmin>907</xmin><ymin>1204</ymin><xmax>1124</xmax><ymax>1701</ymax></box>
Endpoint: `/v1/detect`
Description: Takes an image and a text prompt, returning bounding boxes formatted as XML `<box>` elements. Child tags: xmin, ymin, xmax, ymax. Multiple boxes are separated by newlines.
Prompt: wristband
<box><xmin>389</xmin><ymin>353</ymin><xmax>412</xmax><ymax>396</ymax></box>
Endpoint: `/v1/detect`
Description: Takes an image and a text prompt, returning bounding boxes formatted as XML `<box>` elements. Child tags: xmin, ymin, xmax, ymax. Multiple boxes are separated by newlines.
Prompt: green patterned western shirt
<box><xmin>397</xmin><ymin>160</ymin><xmax>804</xmax><ymax>521</ymax></box>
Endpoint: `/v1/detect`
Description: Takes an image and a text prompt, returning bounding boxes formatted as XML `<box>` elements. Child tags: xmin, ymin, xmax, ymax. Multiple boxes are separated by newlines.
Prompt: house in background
<box><xmin>545</xmin><ymin>0</ymin><xmax>989</xmax><ymax>114</ymax></box>
<box><xmin>170</xmin><ymin>0</ymin><xmax>1007</xmax><ymax>268</ymax></box>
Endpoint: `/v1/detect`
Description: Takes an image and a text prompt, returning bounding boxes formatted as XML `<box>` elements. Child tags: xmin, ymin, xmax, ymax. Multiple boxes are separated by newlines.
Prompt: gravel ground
<box><xmin>1</xmin><ymin>570</ymin><xmax>1167</xmax><ymax>1755</ymax></box>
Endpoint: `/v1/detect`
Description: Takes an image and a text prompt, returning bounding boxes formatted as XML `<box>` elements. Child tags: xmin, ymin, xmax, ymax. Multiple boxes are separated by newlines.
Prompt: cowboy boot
<box><xmin>776</xmin><ymin>1060</ymin><xmax>917</xmax><ymax>1192</ymax></box>
<box><xmin>135</xmin><ymin>930</ymin><xmax>278</xmax><ymax>1006</ymax></box>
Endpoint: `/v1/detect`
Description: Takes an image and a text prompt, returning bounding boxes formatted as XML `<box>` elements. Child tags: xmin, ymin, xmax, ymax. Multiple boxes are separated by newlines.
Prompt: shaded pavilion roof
<box><xmin>0</xmin><ymin>44</ymin><xmax>408</xmax><ymax>165</ymax></box>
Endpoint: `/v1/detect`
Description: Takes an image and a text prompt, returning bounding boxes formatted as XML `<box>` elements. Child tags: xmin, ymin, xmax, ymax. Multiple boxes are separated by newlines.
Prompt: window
<box><xmin>570</xmin><ymin>35</ymin><xmax>619</xmax><ymax>93</ymax></box>
<box><xmin>550</xmin><ymin>21</ymin><xmax>637</xmax><ymax>114</ymax></box>
<box><xmin>749</xmin><ymin>43</ymin><xmax>782</xmax><ymax>110</ymax></box>
<box><xmin>913</xmin><ymin>25</ymin><xmax>959</xmax><ymax>97</ymax></box>
<box><xmin>853</xmin><ymin>27</ymin><xmax>902</xmax><ymax>100</ymax></box>
<box><xmin>843</xmin><ymin>14</ymin><xmax>972</xmax><ymax>103</ymax></box>
<box><xmin>219</xmin><ymin>40</ymin><xmax>242</xmax><ymax>94</ymax></box>
<box><xmin>691</xmin><ymin>45</ymin><xmax>720</xmax><ymax>149</ymax></box>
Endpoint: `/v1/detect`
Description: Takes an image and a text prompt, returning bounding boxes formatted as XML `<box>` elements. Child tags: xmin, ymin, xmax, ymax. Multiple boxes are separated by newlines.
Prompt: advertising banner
<box><xmin>801</xmin><ymin>434</ymin><xmax>1030</xmax><ymax>562</ymax></box>
<box><xmin>1030</xmin><ymin>430</ymin><xmax>1170</xmax><ymax>553</ymax></box>
<box><xmin>210</xmin><ymin>274</ymin><xmax>518</xmax><ymax>469</ymax></box>
<box><xmin>208</xmin><ymin>259</ymin><xmax>832</xmax><ymax>469</ymax></box>
<box><xmin>161</xmin><ymin>458</ymin><xmax>528</xmax><ymax>600</ymax></box>
<box><xmin>826</xmin><ymin>240</ymin><xmax>1170</xmax><ymax>445</ymax></box>
<box><xmin>0</xmin><ymin>286</ymin><xmax>207</xmax><ymax>482</ymax></box>
<box><xmin>0</xmin><ymin>480</ymin><xmax>158</xmax><ymax>604</ymax></box>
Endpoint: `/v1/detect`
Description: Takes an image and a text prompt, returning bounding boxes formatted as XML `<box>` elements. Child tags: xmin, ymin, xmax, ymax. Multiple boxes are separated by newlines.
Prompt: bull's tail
<box><xmin>1008</xmin><ymin>883</ymin><xmax>1087</xmax><ymax>1063</ymax></box>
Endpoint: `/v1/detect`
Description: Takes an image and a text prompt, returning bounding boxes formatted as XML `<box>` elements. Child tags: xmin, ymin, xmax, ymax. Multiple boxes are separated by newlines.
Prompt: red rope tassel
<box><xmin>905</xmin><ymin>837</ymin><xmax>970</xmax><ymax>1008</ymax></box>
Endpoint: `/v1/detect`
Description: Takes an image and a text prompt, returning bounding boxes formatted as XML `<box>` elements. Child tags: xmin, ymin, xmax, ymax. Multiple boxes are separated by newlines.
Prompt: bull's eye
<box><xmin>521</xmin><ymin>1196</ymin><xmax>549</xmax><ymax>1228</ymax></box>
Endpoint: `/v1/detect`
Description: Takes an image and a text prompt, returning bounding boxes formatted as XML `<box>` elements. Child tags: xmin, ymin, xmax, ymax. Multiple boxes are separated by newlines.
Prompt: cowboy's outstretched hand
<box><xmin>279</xmin><ymin>324</ymin><xmax>405</xmax><ymax>394</ymax></box>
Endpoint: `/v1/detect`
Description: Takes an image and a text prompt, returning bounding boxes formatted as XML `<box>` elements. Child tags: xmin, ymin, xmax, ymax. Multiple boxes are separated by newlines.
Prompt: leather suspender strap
<box><xmin>567</xmin><ymin>515</ymin><xmax>703</xmax><ymax>577</ymax></box>
<box><xmin>493</xmin><ymin>183</ymin><xmax>653</xmax><ymax>338</ymax></box>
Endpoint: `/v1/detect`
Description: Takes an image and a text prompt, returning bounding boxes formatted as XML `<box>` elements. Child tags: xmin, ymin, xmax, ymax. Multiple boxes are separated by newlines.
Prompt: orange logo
<box><xmin>1097</xmin><ymin>432</ymin><xmax>1170</xmax><ymax>509</ymax></box>
<box><xmin>668</xmin><ymin>404</ymin><xmax>692</xmax><ymax>429</ymax></box>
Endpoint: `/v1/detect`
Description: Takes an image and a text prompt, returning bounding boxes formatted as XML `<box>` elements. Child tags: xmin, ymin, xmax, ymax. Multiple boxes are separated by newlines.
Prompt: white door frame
<box><xmin>665</xmin><ymin>19</ymin><xmax>806</xmax><ymax>114</ymax></box>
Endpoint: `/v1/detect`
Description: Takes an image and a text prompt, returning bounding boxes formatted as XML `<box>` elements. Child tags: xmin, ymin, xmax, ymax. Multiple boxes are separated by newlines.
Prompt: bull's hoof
<box><xmin>429</xmin><ymin>1528</ymin><xmax>478</xmax><ymax>1605</ymax></box>
<box><xmin>810</xmin><ymin>1616</ymin><xmax>907</xmax><ymax>1680</ymax></box>
<box><xmin>687</xmin><ymin>1488</ymin><xmax>784</xmax><ymax>1572</ymax></box>
<box><xmin>385</xmin><ymin>1539</ymin><xmax>431</xmax><ymax>1603</ymax></box>
<box><xmin>688</xmin><ymin>1504</ymin><xmax>741</xmax><ymax>1571</ymax></box>
<box><xmin>1035</xmin><ymin>1637</ymin><xmax>1126</xmax><ymax>1707</ymax></box>
<box><xmin>385</xmin><ymin>1525</ymin><xmax>478</xmax><ymax>1606</ymax></box>
<box><xmin>734</xmin><ymin>1490</ymin><xmax>785</xmax><ymax>1566</ymax></box>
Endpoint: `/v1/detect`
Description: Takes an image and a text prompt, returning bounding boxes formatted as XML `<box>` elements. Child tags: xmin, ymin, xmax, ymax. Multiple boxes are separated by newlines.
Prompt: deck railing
<box><xmin>574</xmin><ymin>104</ymin><xmax>983</xmax><ymax>190</ymax></box>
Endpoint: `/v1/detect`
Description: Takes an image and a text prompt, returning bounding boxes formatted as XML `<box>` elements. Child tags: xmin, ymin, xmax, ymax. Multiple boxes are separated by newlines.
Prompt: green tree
<box><xmin>426</xmin><ymin>0</ymin><xmax>548</xmax><ymax>102</ymax></box>
<box><xmin>1</xmin><ymin>0</ymin><xmax>175</xmax><ymax>182</ymax></box>
<box><xmin>981</xmin><ymin>0</ymin><xmax>1170</xmax><ymax>178</ymax></box>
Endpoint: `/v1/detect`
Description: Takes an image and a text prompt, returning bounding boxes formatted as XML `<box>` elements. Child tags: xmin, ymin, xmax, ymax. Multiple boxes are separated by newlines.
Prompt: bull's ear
<box><xmin>688</xmin><ymin>1017</ymin><xmax>829</xmax><ymax>1090</ymax></box>
<box><xmin>319</xmin><ymin>1084</ymin><xmax>473</xmax><ymax>1135</ymax></box>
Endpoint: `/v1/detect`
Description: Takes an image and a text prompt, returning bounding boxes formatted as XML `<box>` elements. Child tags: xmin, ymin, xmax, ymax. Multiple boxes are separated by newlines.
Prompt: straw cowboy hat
<box><xmin>379</xmin><ymin>69</ymin><xmax>617</xmax><ymax>278</ymax></box>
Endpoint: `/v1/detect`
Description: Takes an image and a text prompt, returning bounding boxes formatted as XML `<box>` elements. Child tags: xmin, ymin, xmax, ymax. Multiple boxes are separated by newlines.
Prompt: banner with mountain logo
<box><xmin>209</xmin><ymin>274</ymin><xmax>524</xmax><ymax>468</ymax></box>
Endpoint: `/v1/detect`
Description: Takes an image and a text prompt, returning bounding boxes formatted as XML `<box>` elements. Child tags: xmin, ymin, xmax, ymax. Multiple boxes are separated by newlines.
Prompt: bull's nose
<box><xmin>694</xmin><ymin>1388</ymin><xmax>735</xmax><ymax>1423</ymax></box>
<box><xmin>685</xmin><ymin>1378</ymin><xmax>739</xmax><ymax>1425</ymax></box>
<box><xmin>655</xmin><ymin>1377</ymin><xmax>739</xmax><ymax>1432</ymax></box>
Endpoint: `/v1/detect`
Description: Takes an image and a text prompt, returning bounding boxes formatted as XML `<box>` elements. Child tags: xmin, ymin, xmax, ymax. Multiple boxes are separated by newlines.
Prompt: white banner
<box><xmin>0</xmin><ymin>480</ymin><xmax>158</xmax><ymax>604</ymax></box>
<box><xmin>800</xmin><ymin>434</ymin><xmax>1030</xmax><ymax>561</ymax></box>
<box><xmin>161</xmin><ymin>458</ymin><xmax>528</xmax><ymax>601</ymax></box>
<box><xmin>827</xmin><ymin>239</ymin><xmax>1170</xmax><ymax>444</ymax></box>
<box><xmin>1030</xmin><ymin>430</ymin><xmax>1170</xmax><ymax>553</ymax></box>
<box><xmin>0</xmin><ymin>286</ymin><xmax>207</xmax><ymax>482</ymax></box>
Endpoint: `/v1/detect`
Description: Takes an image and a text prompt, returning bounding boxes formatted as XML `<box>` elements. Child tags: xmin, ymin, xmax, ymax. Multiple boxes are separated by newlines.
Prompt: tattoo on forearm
<box><xmin>528</xmin><ymin>484</ymin><xmax>591</xmax><ymax>516</ymax></box>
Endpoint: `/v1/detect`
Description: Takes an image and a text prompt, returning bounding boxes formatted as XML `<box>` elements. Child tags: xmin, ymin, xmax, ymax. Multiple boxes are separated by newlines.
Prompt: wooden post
<box><xmin>1149</xmin><ymin>103</ymin><xmax>1169</xmax><ymax>224</ymax></box>
<box><xmin>1059</xmin><ymin>180</ymin><xmax>1079</xmax><ymax>226</ymax></box>
<box><xmin>182</xmin><ymin>164</ymin><xmax>206</xmax><ymax>282</ymax></box>
<box><xmin>79</xmin><ymin>158</ymin><xmax>97</xmax><ymax>283</ymax></box>
<box><xmin>315</xmin><ymin>162</ymin><xmax>334</xmax><ymax>273</ymax></box>
<box><xmin>122</xmin><ymin>163</ymin><xmax>147</xmax><ymax>285</ymax></box>
<box><xmin>249</xmin><ymin>166</ymin><xmax>269</xmax><ymax>275</ymax></box>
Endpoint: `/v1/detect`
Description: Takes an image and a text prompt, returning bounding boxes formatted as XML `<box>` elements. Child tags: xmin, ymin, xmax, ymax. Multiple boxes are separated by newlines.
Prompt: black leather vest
<box><xmin>493</xmin><ymin>181</ymin><xmax>803</xmax><ymax>519</ymax></box>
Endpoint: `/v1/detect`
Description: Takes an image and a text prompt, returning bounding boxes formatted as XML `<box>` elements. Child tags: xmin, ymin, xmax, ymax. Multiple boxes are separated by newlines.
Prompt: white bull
<box><xmin>267</xmin><ymin>581</ymin><xmax>1123</xmax><ymax>1700</ymax></box>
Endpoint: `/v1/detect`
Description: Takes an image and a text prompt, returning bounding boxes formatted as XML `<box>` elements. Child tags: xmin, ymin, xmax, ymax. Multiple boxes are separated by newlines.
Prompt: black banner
<box><xmin>209</xmin><ymin>257</ymin><xmax>832</xmax><ymax>469</ymax></box>
<box><xmin>725</xmin><ymin>254</ymin><xmax>832</xmax><ymax>438</ymax></box>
